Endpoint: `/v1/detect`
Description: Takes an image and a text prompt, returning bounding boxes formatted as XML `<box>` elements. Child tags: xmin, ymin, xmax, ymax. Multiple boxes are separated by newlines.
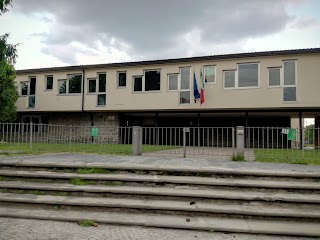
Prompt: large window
<box><xmin>268</xmin><ymin>68</ymin><xmax>281</xmax><ymax>87</ymax></box>
<box><xmin>168</xmin><ymin>74</ymin><xmax>178</xmax><ymax>91</ymax></box>
<box><xmin>283</xmin><ymin>61</ymin><xmax>296</xmax><ymax>102</ymax></box>
<box><xmin>204</xmin><ymin>66</ymin><xmax>216</xmax><ymax>84</ymax></box>
<box><xmin>45</xmin><ymin>76</ymin><xmax>53</xmax><ymax>90</ymax></box>
<box><xmin>118</xmin><ymin>72</ymin><xmax>126</xmax><ymax>87</ymax></box>
<box><xmin>68</xmin><ymin>74</ymin><xmax>82</xmax><ymax>93</ymax></box>
<box><xmin>145</xmin><ymin>70</ymin><xmax>160</xmax><ymax>91</ymax></box>
<box><xmin>179</xmin><ymin>67</ymin><xmax>191</xmax><ymax>104</ymax></box>
<box><xmin>133</xmin><ymin>76</ymin><xmax>143</xmax><ymax>92</ymax></box>
<box><xmin>238</xmin><ymin>63</ymin><xmax>259</xmax><ymax>87</ymax></box>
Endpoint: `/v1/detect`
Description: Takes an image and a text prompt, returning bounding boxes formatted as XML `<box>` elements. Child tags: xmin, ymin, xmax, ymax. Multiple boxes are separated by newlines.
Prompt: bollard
<box><xmin>236</xmin><ymin>126</ymin><xmax>244</xmax><ymax>156</ymax></box>
<box><xmin>132</xmin><ymin>126</ymin><xmax>142</xmax><ymax>156</ymax></box>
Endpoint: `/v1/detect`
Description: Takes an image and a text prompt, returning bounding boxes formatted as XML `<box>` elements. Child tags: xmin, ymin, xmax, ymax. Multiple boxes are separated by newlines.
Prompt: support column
<box><xmin>132</xmin><ymin>126</ymin><xmax>142</xmax><ymax>155</ymax></box>
<box><xmin>315</xmin><ymin>117</ymin><xmax>320</xmax><ymax>149</ymax></box>
<box><xmin>299</xmin><ymin>112</ymin><xmax>303</xmax><ymax>149</ymax></box>
<box><xmin>236</xmin><ymin>126</ymin><xmax>245</xmax><ymax>156</ymax></box>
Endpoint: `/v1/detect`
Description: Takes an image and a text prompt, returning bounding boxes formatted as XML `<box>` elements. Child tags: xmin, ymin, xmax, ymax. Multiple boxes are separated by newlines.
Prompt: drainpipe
<box><xmin>81</xmin><ymin>68</ymin><xmax>85</xmax><ymax>112</ymax></box>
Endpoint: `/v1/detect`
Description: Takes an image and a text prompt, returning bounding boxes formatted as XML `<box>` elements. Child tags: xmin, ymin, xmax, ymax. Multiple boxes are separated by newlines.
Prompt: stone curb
<box><xmin>0</xmin><ymin>206</ymin><xmax>319</xmax><ymax>237</ymax></box>
<box><xmin>0</xmin><ymin>160</ymin><xmax>320</xmax><ymax>178</ymax></box>
<box><xmin>1</xmin><ymin>192</ymin><xmax>320</xmax><ymax>218</ymax></box>
<box><xmin>1</xmin><ymin>169</ymin><xmax>320</xmax><ymax>190</ymax></box>
<box><xmin>1</xmin><ymin>181</ymin><xmax>320</xmax><ymax>203</ymax></box>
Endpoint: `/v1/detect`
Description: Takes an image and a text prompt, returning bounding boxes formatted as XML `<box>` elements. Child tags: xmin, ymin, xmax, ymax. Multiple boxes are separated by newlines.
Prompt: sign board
<box><xmin>91</xmin><ymin>127</ymin><xmax>98</xmax><ymax>137</ymax></box>
<box><xmin>281</xmin><ymin>128</ymin><xmax>289</xmax><ymax>134</ymax></box>
<box><xmin>184</xmin><ymin>127</ymin><xmax>190</xmax><ymax>133</ymax></box>
<box><xmin>288</xmin><ymin>129</ymin><xmax>297</xmax><ymax>141</ymax></box>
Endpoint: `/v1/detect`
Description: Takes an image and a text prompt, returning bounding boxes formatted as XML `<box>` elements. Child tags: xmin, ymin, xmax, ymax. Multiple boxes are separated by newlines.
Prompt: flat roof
<box><xmin>16</xmin><ymin>47</ymin><xmax>320</xmax><ymax>74</ymax></box>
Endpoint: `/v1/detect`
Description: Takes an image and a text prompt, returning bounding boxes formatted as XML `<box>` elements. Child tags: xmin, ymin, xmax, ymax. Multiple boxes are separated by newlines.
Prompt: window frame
<box><xmin>203</xmin><ymin>65</ymin><xmax>216</xmax><ymax>84</ymax></box>
<box><xmin>268</xmin><ymin>67</ymin><xmax>282</xmax><ymax>88</ymax></box>
<box><xmin>97</xmin><ymin>72</ymin><xmax>106</xmax><ymax>93</ymax></box>
<box><xmin>282</xmin><ymin>60</ymin><xmax>297</xmax><ymax>103</ymax></box>
<box><xmin>178</xmin><ymin>67</ymin><xmax>191</xmax><ymax>105</ymax></box>
<box><xmin>117</xmin><ymin>71</ymin><xmax>127</xmax><ymax>88</ymax></box>
<box><xmin>87</xmin><ymin>78</ymin><xmax>97</xmax><ymax>94</ymax></box>
<box><xmin>237</xmin><ymin>62</ymin><xmax>260</xmax><ymax>89</ymax></box>
<box><xmin>133</xmin><ymin>75</ymin><xmax>143</xmax><ymax>93</ymax></box>
<box><xmin>58</xmin><ymin>79</ymin><xmax>67</xmax><ymax>95</ymax></box>
<box><xmin>67</xmin><ymin>74</ymin><xmax>82</xmax><ymax>94</ymax></box>
<box><xmin>167</xmin><ymin>73</ymin><xmax>178</xmax><ymax>92</ymax></box>
<box><xmin>97</xmin><ymin>93</ymin><xmax>106</xmax><ymax>106</ymax></box>
<box><xmin>20</xmin><ymin>81</ymin><xmax>29</xmax><ymax>96</ymax></box>
<box><xmin>144</xmin><ymin>69</ymin><xmax>161</xmax><ymax>92</ymax></box>
<box><xmin>45</xmin><ymin>75</ymin><xmax>53</xmax><ymax>91</ymax></box>
<box><xmin>223</xmin><ymin>70</ymin><xmax>236</xmax><ymax>89</ymax></box>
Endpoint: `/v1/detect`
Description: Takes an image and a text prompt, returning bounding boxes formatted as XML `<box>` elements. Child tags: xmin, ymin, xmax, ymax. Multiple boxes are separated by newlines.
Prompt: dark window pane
<box><xmin>97</xmin><ymin>94</ymin><xmax>106</xmax><ymax>105</ymax></box>
<box><xmin>99</xmin><ymin>73</ymin><xmax>106</xmax><ymax>92</ymax></box>
<box><xmin>134</xmin><ymin>77</ymin><xmax>142</xmax><ymax>91</ymax></box>
<box><xmin>180</xmin><ymin>91</ymin><xmax>190</xmax><ymax>104</ymax></box>
<box><xmin>88</xmin><ymin>79</ymin><xmax>96</xmax><ymax>93</ymax></box>
<box><xmin>118</xmin><ymin>72</ymin><xmax>126</xmax><ymax>87</ymax></box>
<box><xmin>21</xmin><ymin>82</ymin><xmax>28</xmax><ymax>95</ymax></box>
<box><xmin>69</xmin><ymin>75</ymin><xmax>82</xmax><ymax>93</ymax></box>
<box><xmin>59</xmin><ymin>80</ymin><xmax>67</xmax><ymax>94</ymax></box>
<box><xmin>284</xmin><ymin>61</ymin><xmax>295</xmax><ymax>85</ymax></box>
<box><xmin>238</xmin><ymin>64</ymin><xmax>258</xmax><ymax>87</ymax></box>
<box><xmin>224</xmin><ymin>71</ymin><xmax>235</xmax><ymax>88</ymax></box>
<box><xmin>28</xmin><ymin>96</ymin><xmax>35</xmax><ymax>108</ymax></box>
<box><xmin>145</xmin><ymin>70</ymin><xmax>160</xmax><ymax>91</ymax></box>
<box><xmin>283</xmin><ymin>87</ymin><xmax>296</xmax><ymax>101</ymax></box>
<box><xmin>46</xmin><ymin>76</ymin><xmax>53</xmax><ymax>90</ymax></box>
<box><xmin>269</xmin><ymin>68</ymin><xmax>280</xmax><ymax>86</ymax></box>
<box><xmin>30</xmin><ymin>77</ymin><xmax>36</xmax><ymax>95</ymax></box>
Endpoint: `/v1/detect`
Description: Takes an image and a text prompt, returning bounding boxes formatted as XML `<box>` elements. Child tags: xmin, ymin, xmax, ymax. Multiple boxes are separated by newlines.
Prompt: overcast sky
<box><xmin>1</xmin><ymin>0</ymin><xmax>319</xmax><ymax>70</ymax></box>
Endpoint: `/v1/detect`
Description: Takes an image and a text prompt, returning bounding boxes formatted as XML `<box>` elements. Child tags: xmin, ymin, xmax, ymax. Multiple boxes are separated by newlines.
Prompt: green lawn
<box><xmin>0</xmin><ymin>142</ymin><xmax>177</xmax><ymax>155</ymax></box>
<box><xmin>255</xmin><ymin>149</ymin><xmax>320</xmax><ymax>165</ymax></box>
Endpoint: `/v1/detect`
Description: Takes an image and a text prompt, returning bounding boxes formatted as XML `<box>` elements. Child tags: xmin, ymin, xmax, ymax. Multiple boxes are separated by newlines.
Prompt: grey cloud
<box><xmin>15</xmin><ymin>0</ymin><xmax>295</xmax><ymax>64</ymax></box>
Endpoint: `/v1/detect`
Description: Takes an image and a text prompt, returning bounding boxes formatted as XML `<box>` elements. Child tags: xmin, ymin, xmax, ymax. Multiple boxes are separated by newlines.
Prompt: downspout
<box><xmin>81</xmin><ymin>68</ymin><xmax>85</xmax><ymax>112</ymax></box>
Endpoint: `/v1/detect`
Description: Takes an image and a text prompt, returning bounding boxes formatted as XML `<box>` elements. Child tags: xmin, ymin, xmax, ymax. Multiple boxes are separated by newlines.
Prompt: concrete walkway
<box><xmin>1</xmin><ymin>153</ymin><xmax>320</xmax><ymax>172</ymax></box>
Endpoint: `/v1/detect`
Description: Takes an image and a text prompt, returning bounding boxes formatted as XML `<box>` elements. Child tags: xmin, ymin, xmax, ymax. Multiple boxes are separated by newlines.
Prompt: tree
<box><xmin>0</xmin><ymin>0</ymin><xmax>18</xmax><ymax>122</ymax></box>
<box><xmin>0</xmin><ymin>61</ymin><xmax>17</xmax><ymax>122</ymax></box>
<box><xmin>0</xmin><ymin>0</ymin><xmax>12</xmax><ymax>15</ymax></box>
<box><xmin>304</xmin><ymin>124</ymin><xmax>315</xmax><ymax>145</ymax></box>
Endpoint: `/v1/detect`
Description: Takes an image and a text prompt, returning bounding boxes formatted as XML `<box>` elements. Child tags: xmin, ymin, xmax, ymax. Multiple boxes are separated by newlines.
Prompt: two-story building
<box><xmin>14</xmin><ymin>48</ymin><xmax>320</xmax><ymax>146</ymax></box>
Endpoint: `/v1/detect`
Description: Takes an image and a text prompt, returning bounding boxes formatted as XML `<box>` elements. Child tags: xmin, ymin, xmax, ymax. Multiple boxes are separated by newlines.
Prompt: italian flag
<box><xmin>200</xmin><ymin>68</ymin><xmax>205</xmax><ymax>105</ymax></box>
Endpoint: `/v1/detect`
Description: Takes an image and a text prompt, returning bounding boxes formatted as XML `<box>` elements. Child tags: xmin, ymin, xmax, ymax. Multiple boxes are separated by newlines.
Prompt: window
<box><xmin>68</xmin><ymin>74</ymin><xmax>82</xmax><ymax>93</ymax></box>
<box><xmin>283</xmin><ymin>61</ymin><xmax>296</xmax><ymax>102</ymax></box>
<box><xmin>98</xmin><ymin>73</ymin><xmax>106</xmax><ymax>92</ymax></box>
<box><xmin>168</xmin><ymin>74</ymin><xmax>178</xmax><ymax>91</ymax></box>
<box><xmin>88</xmin><ymin>79</ymin><xmax>96</xmax><ymax>93</ymax></box>
<box><xmin>179</xmin><ymin>67</ymin><xmax>191</xmax><ymax>104</ymax></box>
<box><xmin>29</xmin><ymin>77</ymin><xmax>36</xmax><ymax>95</ymax></box>
<box><xmin>21</xmin><ymin>82</ymin><xmax>28</xmax><ymax>96</ymax></box>
<box><xmin>238</xmin><ymin>63</ymin><xmax>259</xmax><ymax>87</ymax></box>
<box><xmin>224</xmin><ymin>71</ymin><xmax>235</xmax><ymax>88</ymax></box>
<box><xmin>58</xmin><ymin>80</ymin><xmax>67</xmax><ymax>94</ymax></box>
<box><xmin>145</xmin><ymin>70</ymin><xmax>160</xmax><ymax>91</ymax></box>
<box><xmin>28</xmin><ymin>96</ymin><xmax>35</xmax><ymax>108</ymax></box>
<box><xmin>118</xmin><ymin>72</ymin><xmax>126</xmax><ymax>87</ymax></box>
<box><xmin>97</xmin><ymin>94</ymin><xmax>106</xmax><ymax>106</ymax></box>
<box><xmin>133</xmin><ymin>76</ymin><xmax>142</xmax><ymax>92</ymax></box>
<box><xmin>45</xmin><ymin>76</ymin><xmax>53</xmax><ymax>90</ymax></box>
<box><xmin>204</xmin><ymin>66</ymin><xmax>216</xmax><ymax>83</ymax></box>
<box><xmin>268</xmin><ymin>68</ymin><xmax>280</xmax><ymax>87</ymax></box>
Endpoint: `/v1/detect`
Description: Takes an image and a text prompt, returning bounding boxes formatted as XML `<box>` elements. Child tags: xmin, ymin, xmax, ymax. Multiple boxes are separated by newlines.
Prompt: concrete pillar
<box><xmin>132</xmin><ymin>126</ymin><xmax>142</xmax><ymax>155</ymax></box>
<box><xmin>236</xmin><ymin>126</ymin><xmax>245</xmax><ymax>156</ymax></box>
<box><xmin>315</xmin><ymin>117</ymin><xmax>320</xmax><ymax>149</ymax></box>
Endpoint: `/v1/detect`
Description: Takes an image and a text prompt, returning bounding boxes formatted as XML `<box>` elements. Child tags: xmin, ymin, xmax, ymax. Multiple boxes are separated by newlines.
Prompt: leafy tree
<box><xmin>0</xmin><ymin>0</ymin><xmax>12</xmax><ymax>15</ymax></box>
<box><xmin>304</xmin><ymin>124</ymin><xmax>315</xmax><ymax>145</ymax></box>
<box><xmin>0</xmin><ymin>61</ymin><xmax>18</xmax><ymax>122</ymax></box>
<box><xmin>0</xmin><ymin>33</ymin><xmax>18</xmax><ymax>64</ymax></box>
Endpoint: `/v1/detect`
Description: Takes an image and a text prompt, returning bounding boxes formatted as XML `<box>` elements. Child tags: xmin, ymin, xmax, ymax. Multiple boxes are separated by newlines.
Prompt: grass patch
<box><xmin>231</xmin><ymin>154</ymin><xmax>245</xmax><ymax>161</ymax></box>
<box><xmin>69</xmin><ymin>177</ymin><xmax>96</xmax><ymax>185</ymax></box>
<box><xmin>0</xmin><ymin>176</ymin><xmax>10</xmax><ymax>181</ymax></box>
<box><xmin>0</xmin><ymin>142</ymin><xmax>176</xmax><ymax>155</ymax></box>
<box><xmin>76</xmin><ymin>168</ymin><xmax>116</xmax><ymax>174</ymax></box>
<box><xmin>78</xmin><ymin>219</ymin><xmax>98</xmax><ymax>227</ymax></box>
<box><xmin>255</xmin><ymin>149</ymin><xmax>320</xmax><ymax>165</ymax></box>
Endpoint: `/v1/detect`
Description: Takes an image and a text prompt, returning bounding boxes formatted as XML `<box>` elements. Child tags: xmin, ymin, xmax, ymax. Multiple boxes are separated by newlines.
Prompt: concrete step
<box><xmin>1</xmin><ymin>192</ymin><xmax>320</xmax><ymax>218</ymax></box>
<box><xmin>1</xmin><ymin>180</ymin><xmax>320</xmax><ymax>203</ymax></box>
<box><xmin>1</xmin><ymin>160</ymin><xmax>319</xmax><ymax>178</ymax></box>
<box><xmin>1</xmin><ymin>169</ymin><xmax>319</xmax><ymax>190</ymax></box>
<box><xmin>0</xmin><ymin>206</ymin><xmax>319</xmax><ymax>236</ymax></box>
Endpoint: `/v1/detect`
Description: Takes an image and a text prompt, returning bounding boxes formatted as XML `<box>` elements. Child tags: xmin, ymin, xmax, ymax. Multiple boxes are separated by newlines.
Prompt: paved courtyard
<box><xmin>0</xmin><ymin>217</ymin><xmax>315</xmax><ymax>240</ymax></box>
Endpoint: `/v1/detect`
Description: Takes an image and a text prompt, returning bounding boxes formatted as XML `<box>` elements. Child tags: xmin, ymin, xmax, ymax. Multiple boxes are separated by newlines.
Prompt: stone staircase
<box><xmin>0</xmin><ymin>160</ymin><xmax>319</xmax><ymax>237</ymax></box>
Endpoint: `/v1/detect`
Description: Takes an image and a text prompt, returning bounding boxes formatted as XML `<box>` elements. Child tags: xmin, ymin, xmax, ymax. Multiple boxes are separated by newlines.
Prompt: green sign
<box><xmin>91</xmin><ymin>127</ymin><xmax>98</xmax><ymax>137</ymax></box>
<box><xmin>288</xmin><ymin>129</ymin><xmax>297</xmax><ymax>141</ymax></box>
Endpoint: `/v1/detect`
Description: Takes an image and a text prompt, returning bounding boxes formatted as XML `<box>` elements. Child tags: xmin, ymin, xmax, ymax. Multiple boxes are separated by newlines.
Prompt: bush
<box><xmin>232</xmin><ymin>154</ymin><xmax>245</xmax><ymax>161</ymax></box>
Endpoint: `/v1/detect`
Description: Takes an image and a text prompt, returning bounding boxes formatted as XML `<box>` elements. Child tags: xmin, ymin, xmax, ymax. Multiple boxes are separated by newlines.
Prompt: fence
<box><xmin>0</xmin><ymin>123</ymin><xmax>319</xmax><ymax>162</ymax></box>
